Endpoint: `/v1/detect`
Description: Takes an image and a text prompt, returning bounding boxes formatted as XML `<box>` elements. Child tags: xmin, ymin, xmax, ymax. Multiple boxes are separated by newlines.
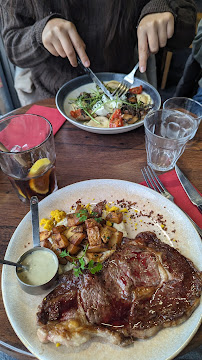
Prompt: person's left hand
<box><xmin>137</xmin><ymin>12</ymin><xmax>174</xmax><ymax>73</ymax></box>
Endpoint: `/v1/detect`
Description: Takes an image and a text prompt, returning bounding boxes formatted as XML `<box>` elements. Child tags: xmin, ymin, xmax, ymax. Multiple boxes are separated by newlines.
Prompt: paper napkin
<box><xmin>26</xmin><ymin>105</ymin><xmax>66</xmax><ymax>135</ymax></box>
<box><xmin>141</xmin><ymin>169</ymin><xmax>202</xmax><ymax>227</ymax></box>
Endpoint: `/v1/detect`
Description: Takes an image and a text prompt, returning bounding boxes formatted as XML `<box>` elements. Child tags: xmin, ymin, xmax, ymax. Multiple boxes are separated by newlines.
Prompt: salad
<box><xmin>69</xmin><ymin>80</ymin><xmax>153</xmax><ymax>128</ymax></box>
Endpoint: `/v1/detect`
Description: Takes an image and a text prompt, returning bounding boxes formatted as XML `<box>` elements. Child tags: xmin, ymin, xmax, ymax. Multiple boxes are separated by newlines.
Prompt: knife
<box><xmin>77</xmin><ymin>57</ymin><xmax>114</xmax><ymax>101</ymax></box>
<box><xmin>175</xmin><ymin>165</ymin><xmax>202</xmax><ymax>214</ymax></box>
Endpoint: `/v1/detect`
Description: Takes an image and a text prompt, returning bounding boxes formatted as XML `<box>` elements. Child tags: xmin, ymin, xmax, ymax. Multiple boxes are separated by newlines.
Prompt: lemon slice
<box><xmin>29</xmin><ymin>158</ymin><xmax>51</xmax><ymax>194</ymax></box>
<box><xmin>28</xmin><ymin>158</ymin><xmax>51</xmax><ymax>177</ymax></box>
<box><xmin>29</xmin><ymin>169</ymin><xmax>51</xmax><ymax>194</ymax></box>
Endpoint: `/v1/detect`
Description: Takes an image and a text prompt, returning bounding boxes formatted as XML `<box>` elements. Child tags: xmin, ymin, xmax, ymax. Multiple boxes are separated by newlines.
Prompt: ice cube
<box><xmin>166</xmin><ymin>121</ymin><xmax>180</xmax><ymax>139</ymax></box>
<box><xmin>11</xmin><ymin>145</ymin><xmax>23</xmax><ymax>152</ymax></box>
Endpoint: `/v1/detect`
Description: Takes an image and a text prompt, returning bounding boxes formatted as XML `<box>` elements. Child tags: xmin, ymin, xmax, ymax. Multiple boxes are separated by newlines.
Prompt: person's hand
<box><xmin>137</xmin><ymin>12</ymin><xmax>174</xmax><ymax>73</ymax></box>
<box><xmin>42</xmin><ymin>18</ymin><xmax>90</xmax><ymax>67</ymax></box>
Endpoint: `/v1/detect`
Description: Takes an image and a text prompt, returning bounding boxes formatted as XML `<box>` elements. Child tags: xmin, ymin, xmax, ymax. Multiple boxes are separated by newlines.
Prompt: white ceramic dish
<box><xmin>2</xmin><ymin>179</ymin><xmax>202</xmax><ymax>360</ymax></box>
<box><xmin>55</xmin><ymin>73</ymin><xmax>161</xmax><ymax>134</ymax></box>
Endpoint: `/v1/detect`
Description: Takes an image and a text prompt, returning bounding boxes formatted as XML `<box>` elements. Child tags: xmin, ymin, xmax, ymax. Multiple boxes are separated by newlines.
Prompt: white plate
<box><xmin>55</xmin><ymin>73</ymin><xmax>161</xmax><ymax>134</ymax></box>
<box><xmin>2</xmin><ymin>179</ymin><xmax>202</xmax><ymax>360</ymax></box>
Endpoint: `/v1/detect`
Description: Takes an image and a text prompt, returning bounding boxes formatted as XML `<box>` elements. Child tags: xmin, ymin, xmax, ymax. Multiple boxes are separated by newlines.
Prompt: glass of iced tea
<box><xmin>0</xmin><ymin>114</ymin><xmax>58</xmax><ymax>202</ymax></box>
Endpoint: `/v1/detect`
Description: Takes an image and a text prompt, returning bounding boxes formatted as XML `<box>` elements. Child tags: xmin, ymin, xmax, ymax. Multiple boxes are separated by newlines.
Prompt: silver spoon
<box><xmin>0</xmin><ymin>259</ymin><xmax>28</xmax><ymax>270</ymax></box>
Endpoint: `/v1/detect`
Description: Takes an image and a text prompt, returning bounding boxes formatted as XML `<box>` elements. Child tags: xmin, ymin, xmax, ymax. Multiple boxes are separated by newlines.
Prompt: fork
<box><xmin>141</xmin><ymin>165</ymin><xmax>202</xmax><ymax>237</ymax></box>
<box><xmin>112</xmin><ymin>61</ymin><xmax>139</xmax><ymax>98</ymax></box>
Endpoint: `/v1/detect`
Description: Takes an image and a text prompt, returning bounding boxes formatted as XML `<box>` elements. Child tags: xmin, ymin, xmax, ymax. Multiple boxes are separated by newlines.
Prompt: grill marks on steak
<box><xmin>37</xmin><ymin>232</ymin><xmax>202</xmax><ymax>346</ymax></box>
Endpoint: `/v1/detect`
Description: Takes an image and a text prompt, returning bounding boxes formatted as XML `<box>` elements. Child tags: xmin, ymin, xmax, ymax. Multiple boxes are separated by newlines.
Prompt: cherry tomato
<box><xmin>109</xmin><ymin>109</ymin><xmax>124</xmax><ymax>128</ymax></box>
<box><xmin>129</xmin><ymin>85</ymin><xmax>143</xmax><ymax>94</ymax></box>
<box><xmin>70</xmin><ymin>109</ymin><xmax>82</xmax><ymax>118</ymax></box>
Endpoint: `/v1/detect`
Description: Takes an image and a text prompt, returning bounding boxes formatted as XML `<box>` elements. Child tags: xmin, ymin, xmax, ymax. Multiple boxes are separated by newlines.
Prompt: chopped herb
<box><xmin>88</xmin><ymin>262</ymin><xmax>103</xmax><ymax>274</ymax></box>
<box><xmin>76</xmin><ymin>208</ymin><xmax>88</xmax><ymax>222</ymax></box>
<box><xmin>91</xmin><ymin>211</ymin><xmax>98</xmax><ymax>217</ymax></box>
<box><xmin>79</xmin><ymin>257</ymin><xmax>86</xmax><ymax>270</ymax></box>
<box><xmin>60</xmin><ymin>249</ymin><xmax>70</xmax><ymax>258</ymax></box>
<box><xmin>59</xmin><ymin>245</ymin><xmax>103</xmax><ymax>277</ymax></box>
<box><xmin>94</xmin><ymin>217</ymin><xmax>103</xmax><ymax>223</ymax></box>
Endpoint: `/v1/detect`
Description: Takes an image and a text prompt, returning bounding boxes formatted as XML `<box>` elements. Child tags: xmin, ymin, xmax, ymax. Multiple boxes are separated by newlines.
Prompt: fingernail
<box><xmin>140</xmin><ymin>66</ymin><xmax>146</xmax><ymax>73</ymax></box>
<box><xmin>84</xmin><ymin>60</ymin><xmax>90</xmax><ymax>67</ymax></box>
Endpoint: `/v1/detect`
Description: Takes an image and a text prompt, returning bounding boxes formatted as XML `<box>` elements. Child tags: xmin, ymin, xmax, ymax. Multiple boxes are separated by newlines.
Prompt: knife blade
<box><xmin>175</xmin><ymin>165</ymin><xmax>202</xmax><ymax>214</ymax></box>
<box><xmin>77</xmin><ymin>57</ymin><xmax>114</xmax><ymax>101</ymax></box>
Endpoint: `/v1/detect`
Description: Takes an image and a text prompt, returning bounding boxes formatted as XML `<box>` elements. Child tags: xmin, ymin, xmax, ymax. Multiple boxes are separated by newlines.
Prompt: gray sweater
<box><xmin>192</xmin><ymin>20</ymin><xmax>202</xmax><ymax>88</ymax></box>
<box><xmin>0</xmin><ymin>0</ymin><xmax>196</xmax><ymax>100</ymax></box>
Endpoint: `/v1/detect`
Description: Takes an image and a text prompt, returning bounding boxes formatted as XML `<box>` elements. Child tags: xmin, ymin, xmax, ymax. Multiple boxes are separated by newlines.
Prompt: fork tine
<box><xmin>148</xmin><ymin>166</ymin><xmax>166</xmax><ymax>192</ymax></box>
<box><xmin>146</xmin><ymin>166</ymin><xmax>163</xmax><ymax>193</ymax></box>
<box><xmin>141</xmin><ymin>168</ymin><xmax>151</xmax><ymax>188</ymax></box>
<box><xmin>141</xmin><ymin>167</ymin><xmax>159</xmax><ymax>193</ymax></box>
<box><xmin>117</xmin><ymin>86</ymin><xmax>129</xmax><ymax>98</ymax></box>
<box><xmin>112</xmin><ymin>82</ymin><xmax>129</xmax><ymax>97</ymax></box>
<box><xmin>143</xmin><ymin>167</ymin><xmax>160</xmax><ymax>192</ymax></box>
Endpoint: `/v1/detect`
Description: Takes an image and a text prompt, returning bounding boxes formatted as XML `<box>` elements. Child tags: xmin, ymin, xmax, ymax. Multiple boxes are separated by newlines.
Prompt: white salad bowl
<box><xmin>56</xmin><ymin>72</ymin><xmax>161</xmax><ymax>134</ymax></box>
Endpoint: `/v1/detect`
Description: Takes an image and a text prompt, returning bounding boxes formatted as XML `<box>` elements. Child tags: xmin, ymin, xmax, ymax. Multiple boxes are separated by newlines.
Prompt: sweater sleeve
<box><xmin>138</xmin><ymin>0</ymin><xmax>196</xmax><ymax>50</ymax></box>
<box><xmin>138</xmin><ymin>0</ymin><xmax>175</xmax><ymax>22</ymax></box>
<box><xmin>192</xmin><ymin>20</ymin><xmax>202</xmax><ymax>68</ymax></box>
<box><xmin>0</xmin><ymin>0</ymin><xmax>70</xmax><ymax>68</ymax></box>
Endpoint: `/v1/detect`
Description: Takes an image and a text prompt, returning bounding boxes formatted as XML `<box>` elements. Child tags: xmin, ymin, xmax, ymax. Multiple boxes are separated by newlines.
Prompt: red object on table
<box><xmin>26</xmin><ymin>104</ymin><xmax>66</xmax><ymax>135</ymax></box>
<box><xmin>141</xmin><ymin>169</ymin><xmax>202</xmax><ymax>227</ymax></box>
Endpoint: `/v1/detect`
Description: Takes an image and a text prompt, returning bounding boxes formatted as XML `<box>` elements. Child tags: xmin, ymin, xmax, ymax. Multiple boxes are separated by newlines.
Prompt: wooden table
<box><xmin>0</xmin><ymin>99</ymin><xmax>201</xmax><ymax>360</ymax></box>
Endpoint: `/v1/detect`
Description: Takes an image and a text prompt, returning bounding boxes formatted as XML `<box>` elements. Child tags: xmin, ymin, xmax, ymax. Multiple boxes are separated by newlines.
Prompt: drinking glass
<box><xmin>0</xmin><ymin>114</ymin><xmax>58</xmax><ymax>202</ymax></box>
<box><xmin>163</xmin><ymin>97</ymin><xmax>202</xmax><ymax>138</ymax></box>
<box><xmin>144</xmin><ymin>109</ymin><xmax>198</xmax><ymax>172</ymax></box>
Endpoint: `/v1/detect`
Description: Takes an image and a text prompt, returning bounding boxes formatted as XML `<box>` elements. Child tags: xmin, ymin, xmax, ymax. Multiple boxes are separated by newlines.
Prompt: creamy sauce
<box><xmin>17</xmin><ymin>250</ymin><xmax>58</xmax><ymax>286</ymax></box>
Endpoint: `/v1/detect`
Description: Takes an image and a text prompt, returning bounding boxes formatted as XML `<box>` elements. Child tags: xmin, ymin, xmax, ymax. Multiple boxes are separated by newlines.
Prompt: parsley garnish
<box><xmin>76</xmin><ymin>208</ymin><xmax>88</xmax><ymax>222</ymax></box>
<box><xmin>94</xmin><ymin>217</ymin><xmax>103</xmax><ymax>223</ymax></box>
<box><xmin>59</xmin><ymin>245</ymin><xmax>103</xmax><ymax>277</ymax></box>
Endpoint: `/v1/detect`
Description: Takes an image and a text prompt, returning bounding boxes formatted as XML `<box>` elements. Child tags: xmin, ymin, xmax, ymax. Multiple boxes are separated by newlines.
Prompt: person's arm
<box><xmin>41</xmin><ymin>18</ymin><xmax>90</xmax><ymax>67</ymax></box>
<box><xmin>0</xmin><ymin>1</ymin><xmax>62</xmax><ymax>68</ymax></box>
<box><xmin>192</xmin><ymin>20</ymin><xmax>202</xmax><ymax>68</ymax></box>
<box><xmin>166</xmin><ymin>0</ymin><xmax>197</xmax><ymax>49</ymax></box>
<box><xmin>137</xmin><ymin>0</ymin><xmax>196</xmax><ymax>72</ymax></box>
<box><xmin>0</xmin><ymin>0</ymin><xmax>89</xmax><ymax>69</ymax></box>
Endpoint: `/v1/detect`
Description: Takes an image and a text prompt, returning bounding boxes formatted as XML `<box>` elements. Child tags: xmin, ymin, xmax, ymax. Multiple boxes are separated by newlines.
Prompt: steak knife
<box><xmin>77</xmin><ymin>57</ymin><xmax>114</xmax><ymax>101</ymax></box>
<box><xmin>175</xmin><ymin>165</ymin><xmax>202</xmax><ymax>214</ymax></box>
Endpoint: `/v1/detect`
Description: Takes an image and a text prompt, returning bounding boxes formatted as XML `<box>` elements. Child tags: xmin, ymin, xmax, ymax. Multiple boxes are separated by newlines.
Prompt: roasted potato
<box><xmin>87</xmin><ymin>226</ymin><xmax>102</xmax><ymax>246</ymax></box>
<box><xmin>107</xmin><ymin>230</ymin><xmax>123</xmax><ymax>250</ymax></box>
<box><xmin>106</xmin><ymin>211</ymin><xmax>123</xmax><ymax>224</ymax></box>
<box><xmin>69</xmin><ymin>233</ymin><xmax>86</xmax><ymax>246</ymax></box>
<box><xmin>40</xmin><ymin>230</ymin><xmax>51</xmax><ymax>241</ymax></box>
<box><xmin>51</xmin><ymin>233</ymin><xmax>69</xmax><ymax>249</ymax></box>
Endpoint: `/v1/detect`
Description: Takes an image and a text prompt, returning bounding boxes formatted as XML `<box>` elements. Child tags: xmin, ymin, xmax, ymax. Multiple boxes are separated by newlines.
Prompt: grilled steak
<box><xmin>37</xmin><ymin>231</ymin><xmax>202</xmax><ymax>347</ymax></box>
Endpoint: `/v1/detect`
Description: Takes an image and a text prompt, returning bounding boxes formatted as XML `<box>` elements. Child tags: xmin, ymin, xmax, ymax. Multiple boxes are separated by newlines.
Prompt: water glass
<box><xmin>144</xmin><ymin>109</ymin><xmax>198</xmax><ymax>172</ymax></box>
<box><xmin>163</xmin><ymin>97</ymin><xmax>202</xmax><ymax>138</ymax></box>
<box><xmin>0</xmin><ymin>114</ymin><xmax>58</xmax><ymax>202</ymax></box>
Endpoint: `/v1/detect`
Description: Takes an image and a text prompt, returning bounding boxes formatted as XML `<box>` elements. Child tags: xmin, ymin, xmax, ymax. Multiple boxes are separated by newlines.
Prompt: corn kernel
<box><xmin>40</xmin><ymin>218</ymin><xmax>54</xmax><ymax>231</ymax></box>
<box><xmin>106</xmin><ymin>221</ymin><xmax>112</xmax><ymax>226</ymax></box>
<box><xmin>120</xmin><ymin>208</ymin><xmax>128</xmax><ymax>213</ymax></box>
<box><xmin>86</xmin><ymin>203</ymin><xmax>91</xmax><ymax>210</ymax></box>
<box><xmin>50</xmin><ymin>209</ymin><xmax>66</xmax><ymax>223</ymax></box>
<box><xmin>56</xmin><ymin>343</ymin><xmax>61</xmax><ymax>348</ymax></box>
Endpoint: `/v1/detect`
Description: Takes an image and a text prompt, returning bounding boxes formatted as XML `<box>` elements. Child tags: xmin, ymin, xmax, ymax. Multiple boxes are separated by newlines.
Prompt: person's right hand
<box><xmin>42</xmin><ymin>18</ymin><xmax>90</xmax><ymax>67</ymax></box>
